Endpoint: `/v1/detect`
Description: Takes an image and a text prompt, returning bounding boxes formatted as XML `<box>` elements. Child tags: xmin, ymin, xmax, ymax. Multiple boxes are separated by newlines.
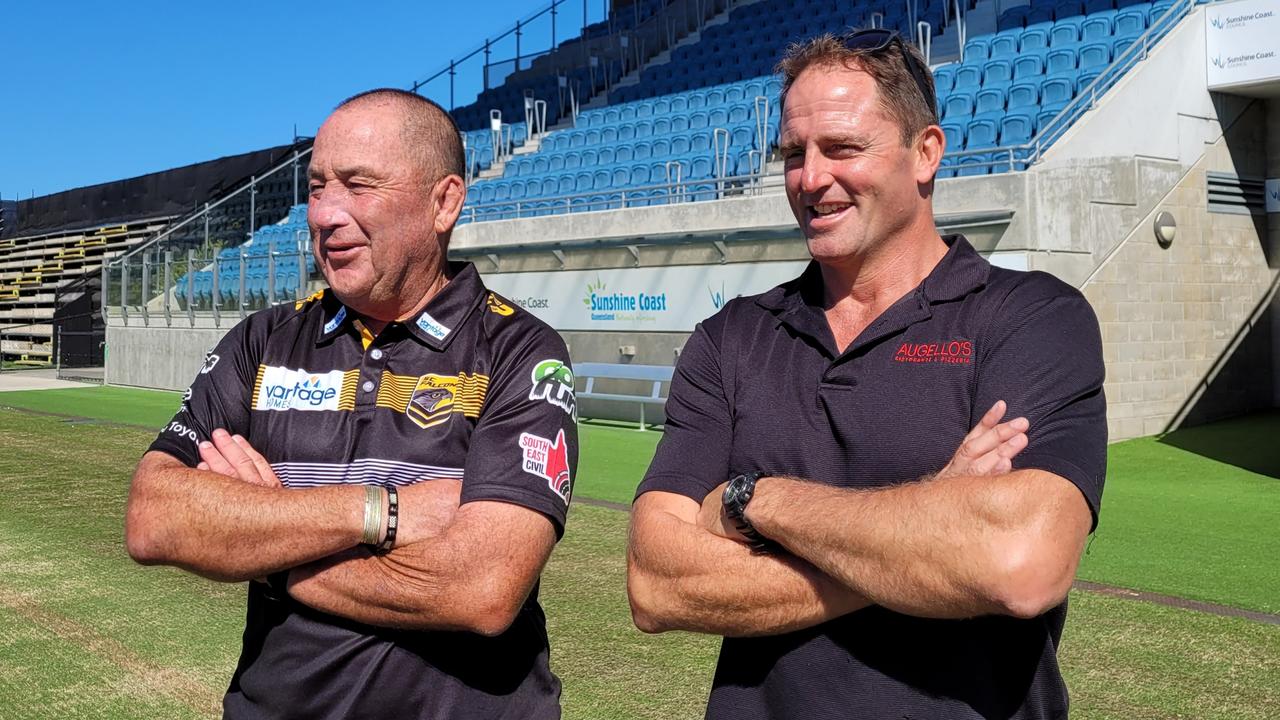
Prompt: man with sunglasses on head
<box><xmin>628</xmin><ymin>30</ymin><xmax>1105</xmax><ymax>720</ymax></box>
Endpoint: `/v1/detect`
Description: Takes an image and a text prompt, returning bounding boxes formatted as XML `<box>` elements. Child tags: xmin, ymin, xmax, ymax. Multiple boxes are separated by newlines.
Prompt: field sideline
<box><xmin>0</xmin><ymin>386</ymin><xmax>1277</xmax><ymax>718</ymax></box>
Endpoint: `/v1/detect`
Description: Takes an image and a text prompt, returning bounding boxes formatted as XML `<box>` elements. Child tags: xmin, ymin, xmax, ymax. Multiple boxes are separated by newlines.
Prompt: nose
<box><xmin>799</xmin><ymin>149</ymin><xmax>834</xmax><ymax>197</ymax></box>
<box><xmin>307</xmin><ymin>185</ymin><xmax>353</xmax><ymax>232</ymax></box>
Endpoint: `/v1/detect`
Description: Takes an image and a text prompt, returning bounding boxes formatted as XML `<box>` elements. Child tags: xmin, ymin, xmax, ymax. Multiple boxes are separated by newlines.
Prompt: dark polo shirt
<box><xmin>638</xmin><ymin>235</ymin><xmax>1106</xmax><ymax>720</ymax></box>
<box><xmin>150</xmin><ymin>262</ymin><xmax>577</xmax><ymax>720</ymax></box>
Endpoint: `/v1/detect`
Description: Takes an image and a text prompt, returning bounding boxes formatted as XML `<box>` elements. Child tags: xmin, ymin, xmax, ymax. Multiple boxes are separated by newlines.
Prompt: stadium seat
<box><xmin>1021</xmin><ymin>27</ymin><xmax>1051</xmax><ymax>51</ymax></box>
<box><xmin>1050</xmin><ymin>19</ymin><xmax>1083</xmax><ymax>45</ymax></box>
<box><xmin>975</xmin><ymin>87</ymin><xmax>1007</xmax><ymax>114</ymax></box>
<box><xmin>990</xmin><ymin>31</ymin><xmax>1020</xmax><ymax>57</ymax></box>
<box><xmin>1014</xmin><ymin>53</ymin><xmax>1047</xmax><ymax>80</ymax></box>
<box><xmin>1085</xmin><ymin>0</ymin><xmax>1114</xmax><ymax>13</ymax></box>
<box><xmin>1000</xmin><ymin>113</ymin><xmax>1036</xmax><ymax>144</ymax></box>
<box><xmin>955</xmin><ymin>64</ymin><xmax>984</xmax><ymax>89</ymax></box>
<box><xmin>1079</xmin><ymin>42</ymin><xmax>1111</xmax><ymax>70</ymax></box>
<box><xmin>983</xmin><ymin>60</ymin><xmax>1014</xmax><ymax>86</ymax></box>
<box><xmin>966</xmin><ymin>118</ymin><xmax>1000</xmax><ymax>148</ymax></box>
<box><xmin>964</xmin><ymin>38</ymin><xmax>992</xmax><ymax>61</ymax></box>
<box><xmin>1114</xmin><ymin>8</ymin><xmax>1147</xmax><ymax>36</ymax></box>
<box><xmin>1081</xmin><ymin>16</ymin><xmax>1113</xmax><ymax>42</ymax></box>
<box><xmin>941</xmin><ymin>122</ymin><xmax>967</xmax><ymax>150</ymax></box>
<box><xmin>1040</xmin><ymin>76</ymin><xmax>1076</xmax><ymax>106</ymax></box>
<box><xmin>1008</xmin><ymin>82</ymin><xmax>1040</xmax><ymax>109</ymax></box>
<box><xmin>944</xmin><ymin>92</ymin><xmax>976</xmax><ymax>120</ymax></box>
<box><xmin>934</xmin><ymin>65</ymin><xmax>957</xmax><ymax>93</ymax></box>
<box><xmin>1046</xmin><ymin>47</ymin><xmax>1079</xmax><ymax>75</ymax></box>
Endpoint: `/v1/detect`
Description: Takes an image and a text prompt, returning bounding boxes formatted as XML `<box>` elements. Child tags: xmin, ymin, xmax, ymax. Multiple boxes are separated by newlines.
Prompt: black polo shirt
<box><xmin>638</xmin><ymin>235</ymin><xmax>1106</xmax><ymax>720</ymax></box>
<box><xmin>150</xmin><ymin>262</ymin><xmax>577</xmax><ymax>720</ymax></box>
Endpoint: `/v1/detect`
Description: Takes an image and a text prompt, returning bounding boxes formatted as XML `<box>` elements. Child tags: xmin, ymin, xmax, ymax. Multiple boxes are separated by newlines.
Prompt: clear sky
<box><xmin>1</xmin><ymin>0</ymin><xmax>607</xmax><ymax>199</ymax></box>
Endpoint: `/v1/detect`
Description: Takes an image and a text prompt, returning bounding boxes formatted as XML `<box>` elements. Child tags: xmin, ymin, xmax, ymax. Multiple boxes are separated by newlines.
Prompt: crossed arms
<box><xmin>126</xmin><ymin>430</ymin><xmax>555</xmax><ymax>636</ymax></box>
<box><xmin>626</xmin><ymin>401</ymin><xmax>1095</xmax><ymax>637</ymax></box>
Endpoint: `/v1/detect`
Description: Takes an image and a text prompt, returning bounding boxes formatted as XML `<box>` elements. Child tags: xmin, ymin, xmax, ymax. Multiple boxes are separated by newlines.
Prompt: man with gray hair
<box><xmin>628</xmin><ymin>31</ymin><xmax>1106</xmax><ymax>719</ymax></box>
<box><xmin>128</xmin><ymin>89</ymin><xmax>578</xmax><ymax>719</ymax></box>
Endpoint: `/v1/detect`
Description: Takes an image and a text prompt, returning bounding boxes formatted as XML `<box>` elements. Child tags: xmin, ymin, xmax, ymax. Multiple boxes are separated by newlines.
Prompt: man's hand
<box><xmin>697</xmin><ymin>481</ymin><xmax>745</xmax><ymax>542</ymax></box>
<box><xmin>937</xmin><ymin>400</ymin><xmax>1029</xmax><ymax>480</ymax></box>
<box><xmin>196</xmin><ymin>429</ymin><xmax>282</xmax><ymax>488</ymax></box>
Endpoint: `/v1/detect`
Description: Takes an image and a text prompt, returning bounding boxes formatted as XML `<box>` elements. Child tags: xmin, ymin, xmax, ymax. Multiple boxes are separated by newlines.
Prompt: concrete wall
<box><xmin>1081</xmin><ymin>104</ymin><xmax>1277</xmax><ymax>441</ymax></box>
<box><xmin>105</xmin><ymin>316</ymin><xmax>228</xmax><ymax>392</ymax></box>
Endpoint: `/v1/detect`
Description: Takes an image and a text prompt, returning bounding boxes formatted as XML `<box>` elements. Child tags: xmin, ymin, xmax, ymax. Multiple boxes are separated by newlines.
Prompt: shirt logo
<box><xmin>415</xmin><ymin>311</ymin><xmax>451</xmax><ymax>341</ymax></box>
<box><xmin>254</xmin><ymin>367</ymin><xmax>345</xmax><ymax>411</ymax></box>
<box><xmin>529</xmin><ymin>359</ymin><xmax>577</xmax><ymax>419</ymax></box>
<box><xmin>487</xmin><ymin>293</ymin><xmax>515</xmax><ymax>316</ymax></box>
<box><xmin>519</xmin><ymin>429</ymin><xmax>572</xmax><ymax>504</ymax></box>
<box><xmin>200</xmin><ymin>351</ymin><xmax>220</xmax><ymax>374</ymax></box>
<box><xmin>406</xmin><ymin>374</ymin><xmax>458</xmax><ymax>429</ymax></box>
<box><xmin>165</xmin><ymin>420</ymin><xmax>199</xmax><ymax>444</ymax></box>
<box><xmin>894</xmin><ymin>339</ymin><xmax>973</xmax><ymax>365</ymax></box>
<box><xmin>323</xmin><ymin>305</ymin><xmax>347</xmax><ymax>334</ymax></box>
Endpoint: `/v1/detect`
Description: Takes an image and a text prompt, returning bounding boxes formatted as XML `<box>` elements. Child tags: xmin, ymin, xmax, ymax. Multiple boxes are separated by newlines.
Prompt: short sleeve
<box><xmin>147</xmin><ymin>318</ymin><xmax>258</xmax><ymax>467</ymax></box>
<box><xmin>461</xmin><ymin>326</ymin><xmax>579</xmax><ymax>538</ymax></box>
<box><xmin>634</xmin><ymin>313</ymin><xmax>733</xmax><ymax>503</ymax></box>
<box><xmin>975</xmin><ymin>278</ymin><xmax>1108</xmax><ymax>528</ymax></box>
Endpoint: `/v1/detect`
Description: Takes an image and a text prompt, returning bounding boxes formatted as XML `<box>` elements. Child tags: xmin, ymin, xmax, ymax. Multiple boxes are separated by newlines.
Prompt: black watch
<box><xmin>723</xmin><ymin>471</ymin><xmax>775</xmax><ymax>554</ymax></box>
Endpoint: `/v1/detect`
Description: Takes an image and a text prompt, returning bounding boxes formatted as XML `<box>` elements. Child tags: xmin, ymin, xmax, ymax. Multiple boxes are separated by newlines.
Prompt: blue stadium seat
<box><xmin>944</xmin><ymin>92</ymin><xmax>976</xmax><ymax>120</ymax></box>
<box><xmin>1001</xmin><ymin>113</ymin><xmax>1036</xmax><ymax>144</ymax></box>
<box><xmin>1014</xmin><ymin>53</ymin><xmax>1046</xmax><ymax>80</ymax></box>
<box><xmin>1077</xmin><ymin>69</ymin><xmax>1103</xmax><ymax>92</ymax></box>
<box><xmin>964</xmin><ymin>37</ymin><xmax>992</xmax><ymax>61</ymax></box>
<box><xmin>957</xmin><ymin>155</ymin><xmax>991</xmax><ymax>176</ymax></box>
<box><xmin>941</xmin><ymin>122</ymin><xmax>967</xmax><ymax>150</ymax></box>
<box><xmin>1085</xmin><ymin>0</ymin><xmax>1114</xmax><ymax>13</ymax></box>
<box><xmin>934</xmin><ymin>65</ymin><xmax>957</xmax><ymax>93</ymax></box>
<box><xmin>1046</xmin><ymin>46</ymin><xmax>1079</xmax><ymax>74</ymax></box>
<box><xmin>998</xmin><ymin>6</ymin><xmax>1030</xmax><ymax>30</ymax></box>
<box><xmin>1081</xmin><ymin>16</ymin><xmax>1113</xmax><ymax>42</ymax></box>
<box><xmin>1079</xmin><ymin>42</ymin><xmax>1111</xmax><ymax>69</ymax></box>
<box><xmin>966</xmin><ymin>118</ymin><xmax>1000</xmax><ymax>148</ymax></box>
<box><xmin>975</xmin><ymin>87</ymin><xmax>1007</xmax><ymax>114</ymax></box>
<box><xmin>1054</xmin><ymin>0</ymin><xmax>1085</xmax><ymax>19</ymax></box>
<box><xmin>955</xmin><ymin>64</ymin><xmax>984</xmax><ymax>89</ymax></box>
<box><xmin>1112</xmin><ymin>36</ymin><xmax>1137</xmax><ymax>57</ymax></box>
<box><xmin>1021</xmin><ymin>27</ymin><xmax>1051</xmax><ymax>51</ymax></box>
<box><xmin>990</xmin><ymin>31</ymin><xmax>1020</xmax><ymax>57</ymax></box>
<box><xmin>1027</xmin><ymin>5</ymin><xmax>1056</xmax><ymax>24</ymax></box>
<box><xmin>1051</xmin><ymin>18</ymin><xmax>1083</xmax><ymax>45</ymax></box>
<box><xmin>983</xmin><ymin>60</ymin><xmax>1014</xmax><ymax>86</ymax></box>
<box><xmin>1040</xmin><ymin>76</ymin><xmax>1076</xmax><ymax>106</ymax></box>
<box><xmin>1008</xmin><ymin>82</ymin><xmax>1040</xmax><ymax>109</ymax></box>
<box><xmin>1114</xmin><ymin>8</ymin><xmax>1147</xmax><ymax>35</ymax></box>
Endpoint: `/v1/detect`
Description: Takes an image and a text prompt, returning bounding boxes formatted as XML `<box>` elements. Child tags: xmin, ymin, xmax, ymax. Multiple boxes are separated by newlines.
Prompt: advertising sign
<box><xmin>1266</xmin><ymin>178</ymin><xmax>1280</xmax><ymax>213</ymax></box>
<box><xmin>1205</xmin><ymin>0</ymin><xmax>1280</xmax><ymax>91</ymax></box>
<box><xmin>481</xmin><ymin>261</ymin><xmax>810</xmax><ymax>332</ymax></box>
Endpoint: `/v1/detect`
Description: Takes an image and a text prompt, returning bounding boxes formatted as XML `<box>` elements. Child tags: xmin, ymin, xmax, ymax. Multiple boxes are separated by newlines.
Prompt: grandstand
<box><xmin>25</xmin><ymin>0</ymin><xmax>1275</xmax><ymax>443</ymax></box>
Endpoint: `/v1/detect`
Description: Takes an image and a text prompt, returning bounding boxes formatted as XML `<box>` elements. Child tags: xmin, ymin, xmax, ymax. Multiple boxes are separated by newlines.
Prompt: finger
<box><xmin>994</xmin><ymin>417</ymin><xmax>1029</xmax><ymax>441</ymax></box>
<box><xmin>996</xmin><ymin>432</ymin><xmax>1029</xmax><ymax>459</ymax></box>
<box><xmin>211</xmin><ymin>429</ymin><xmax>263</xmax><ymax>485</ymax></box>
<box><xmin>197</xmin><ymin>461</ymin><xmax>209</xmax><ymax>471</ymax></box>
<box><xmin>232</xmin><ymin>435</ymin><xmax>280</xmax><ymax>487</ymax></box>
<box><xmin>198</xmin><ymin>440</ymin><xmax>237</xmax><ymax>477</ymax></box>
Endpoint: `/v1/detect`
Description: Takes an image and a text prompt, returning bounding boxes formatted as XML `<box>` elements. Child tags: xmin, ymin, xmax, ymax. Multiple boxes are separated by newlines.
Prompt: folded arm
<box><xmin>286</xmin><ymin>498</ymin><xmax>557</xmax><ymax>636</ymax></box>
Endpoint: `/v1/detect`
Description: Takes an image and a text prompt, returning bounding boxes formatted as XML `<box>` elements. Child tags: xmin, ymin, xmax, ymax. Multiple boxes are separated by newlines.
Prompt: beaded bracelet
<box><xmin>374</xmin><ymin>484</ymin><xmax>398</xmax><ymax>555</ymax></box>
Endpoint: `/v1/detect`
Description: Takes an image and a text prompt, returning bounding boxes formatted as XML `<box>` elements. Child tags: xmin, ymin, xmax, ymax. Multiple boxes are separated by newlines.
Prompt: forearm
<box><xmin>287</xmin><ymin>502</ymin><xmax>551</xmax><ymax>636</ymax></box>
<box><xmin>628</xmin><ymin>500</ymin><xmax>869</xmax><ymax>637</ymax></box>
<box><xmin>125</xmin><ymin>452</ymin><xmax>364</xmax><ymax>582</ymax></box>
<box><xmin>746</xmin><ymin>472</ymin><xmax>1086</xmax><ymax>619</ymax></box>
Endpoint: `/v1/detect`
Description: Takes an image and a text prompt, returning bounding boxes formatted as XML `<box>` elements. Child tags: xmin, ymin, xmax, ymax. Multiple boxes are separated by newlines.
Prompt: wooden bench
<box><xmin>574</xmin><ymin>362</ymin><xmax>674</xmax><ymax>430</ymax></box>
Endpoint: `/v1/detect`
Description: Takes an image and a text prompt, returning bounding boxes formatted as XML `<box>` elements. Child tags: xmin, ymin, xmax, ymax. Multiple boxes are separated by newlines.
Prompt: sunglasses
<box><xmin>838</xmin><ymin>28</ymin><xmax>938</xmax><ymax>124</ymax></box>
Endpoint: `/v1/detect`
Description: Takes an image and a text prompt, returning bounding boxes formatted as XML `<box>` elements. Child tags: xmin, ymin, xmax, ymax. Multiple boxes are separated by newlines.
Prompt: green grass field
<box><xmin>0</xmin><ymin>387</ymin><xmax>1277</xmax><ymax>718</ymax></box>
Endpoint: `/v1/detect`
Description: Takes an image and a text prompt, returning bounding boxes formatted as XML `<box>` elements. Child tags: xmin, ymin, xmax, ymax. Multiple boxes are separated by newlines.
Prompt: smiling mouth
<box><xmin>807</xmin><ymin>202</ymin><xmax>853</xmax><ymax>222</ymax></box>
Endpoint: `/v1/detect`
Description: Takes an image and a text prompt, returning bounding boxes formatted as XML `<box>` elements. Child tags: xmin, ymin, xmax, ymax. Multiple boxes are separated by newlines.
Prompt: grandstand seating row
<box><xmin>997</xmin><ymin>0</ymin><xmax>1180</xmax><ymax>29</ymax></box>
<box><xmin>175</xmin><ymin>207</ymin><xmax>315</xmax><ymax>306</ymax></box>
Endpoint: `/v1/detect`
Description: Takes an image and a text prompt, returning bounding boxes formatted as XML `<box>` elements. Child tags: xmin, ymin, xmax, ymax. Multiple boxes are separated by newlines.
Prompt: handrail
<box><xmin>942</xmin><ymin>0</ymin><xmax>1197</xmax><ymax>171</ymax></box>
<box><xmin>108</xmin><ymin>147</ymin><xmax>311</xmax><ymax>268</ymax></box>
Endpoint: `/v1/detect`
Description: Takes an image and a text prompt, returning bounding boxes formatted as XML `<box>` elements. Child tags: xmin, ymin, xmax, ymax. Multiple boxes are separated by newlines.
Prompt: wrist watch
<box><xmin>723</xmin><ymin>471</ymin><xmax>776</xmax><ymax>554</ymax></box>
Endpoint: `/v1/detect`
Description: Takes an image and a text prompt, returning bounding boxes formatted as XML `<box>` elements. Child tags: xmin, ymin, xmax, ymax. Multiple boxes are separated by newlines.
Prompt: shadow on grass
<box><xmin>1158</xmin><ymin>410</ymin><xmax>1280</xmax><ymax>479</ymax></box>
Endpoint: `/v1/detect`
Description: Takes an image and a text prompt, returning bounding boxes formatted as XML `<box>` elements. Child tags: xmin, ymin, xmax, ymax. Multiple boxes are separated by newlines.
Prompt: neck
<box><xmin>821</xmin><ymin>224</ymin><xmax>947</xmax><ymax>313</ymax></box>
<box><xmin>356</xmin><ymin>265</ymin><xmax>452</xmax><ymax>336</ymax></box>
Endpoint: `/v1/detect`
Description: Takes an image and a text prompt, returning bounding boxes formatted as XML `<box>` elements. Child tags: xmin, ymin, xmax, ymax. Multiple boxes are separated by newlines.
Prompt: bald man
<box><xmin>127</xmin><ymin>89</ymin><xmax>579</xmax><ymax>719</ymax></box>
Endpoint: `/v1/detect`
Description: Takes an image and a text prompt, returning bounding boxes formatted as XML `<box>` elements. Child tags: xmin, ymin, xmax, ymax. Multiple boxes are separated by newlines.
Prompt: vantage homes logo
<box><xmin>583</xmin><ymin>277</ymin><xmax>669</xmax><ymax>322</ymax></box>
<box><xmin>1211</xmin><ymin>9</ymin><xmax>1274</xmax><ymax>31</ymax></box>
<box><xmin>255</xmin><ymin>367</ymin><xmax>345</xmax><ymax>411</ymax></box>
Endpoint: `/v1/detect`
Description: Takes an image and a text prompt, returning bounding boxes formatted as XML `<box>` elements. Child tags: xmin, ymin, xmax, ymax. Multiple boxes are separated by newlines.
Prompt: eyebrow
<box><xmin>308</xmin><ymin>165</ymin><xmax>381</xmax><ymax>181</ymax></box>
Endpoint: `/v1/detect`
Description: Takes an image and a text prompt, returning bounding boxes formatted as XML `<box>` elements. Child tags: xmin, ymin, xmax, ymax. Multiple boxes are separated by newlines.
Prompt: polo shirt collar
<box><xmin>313</xmin><ymin>261</ymin><xmax>485</xmax><ymax>350</ymax></box>
<box><xmin>757</xmin><ymin>234</ymin><xmax>989</xmax><ymax>316</ymax></box>
<box><xmin>404</xmin><ymin>261</ymin><xmax>484</xmax><ymax>350</ymax></box>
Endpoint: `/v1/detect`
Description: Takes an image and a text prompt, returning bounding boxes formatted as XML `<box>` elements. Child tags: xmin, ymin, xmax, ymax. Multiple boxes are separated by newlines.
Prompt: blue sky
<box><xmin>1</xmin><ymin>0</ymin><xmax>606</xmax><ymax>199</ymax></box>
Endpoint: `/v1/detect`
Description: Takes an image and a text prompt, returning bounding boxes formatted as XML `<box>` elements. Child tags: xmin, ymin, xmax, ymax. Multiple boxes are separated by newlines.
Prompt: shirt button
<box><xmin>362</xmin><ymin>380</ymin><xmax>375</xmax><ymax>393</ymax></box>
<box><xmin>370</xmin><ymin>348</ymin><xmax>383</xmax><ymax>360</ymax></box>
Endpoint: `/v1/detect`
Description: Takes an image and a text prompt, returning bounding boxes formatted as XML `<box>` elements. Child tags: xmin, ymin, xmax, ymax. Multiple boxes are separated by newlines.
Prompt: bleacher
<box><xmin>452</xmin><ymin>0</ymin><xmax>1196</xmax><ymax>221</ymax></box>
<box><xmin>173</xmin><ymin>204</ymin><xmax>315</xmax><ymax>309</ymax></box>
<box><xmin>0</xmin><ymin>221</ymin><xmax>165</xmax><ymax>364</ymax></box>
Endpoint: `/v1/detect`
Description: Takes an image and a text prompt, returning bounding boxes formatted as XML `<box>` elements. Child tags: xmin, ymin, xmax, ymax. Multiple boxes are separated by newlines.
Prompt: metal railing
<box><xmin>109</xmin><ymin>241</ymin><xmax>316</xmax><ymax>328</ymax></box>
<box><xmin>941</xmin><ymin>0</ymin><xmax>1197</xmax><ymax>176</ymax></box>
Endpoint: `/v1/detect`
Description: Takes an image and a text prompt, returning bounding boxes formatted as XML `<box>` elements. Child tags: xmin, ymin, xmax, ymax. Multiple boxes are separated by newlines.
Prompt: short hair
<box><xmin>776</xmin><ymin>33</ymin><xmax>938</xmax><ymax>146</ymax></box>
<box><xmin>335</xmin><ymin>88</ymin><xmax>466</xmax><ymax>185</ymax></box>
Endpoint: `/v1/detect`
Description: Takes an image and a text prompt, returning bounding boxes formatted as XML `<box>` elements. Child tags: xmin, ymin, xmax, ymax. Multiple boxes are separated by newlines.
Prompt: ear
<box><xmin>432</xmin><ymin>174</ymin><xmax>467</xmax><ymax>235</ymax></box>
<box><xmin>915</xmin><ymin>124</ymin><xmax>946</xmax><ymax>185</ymax></box>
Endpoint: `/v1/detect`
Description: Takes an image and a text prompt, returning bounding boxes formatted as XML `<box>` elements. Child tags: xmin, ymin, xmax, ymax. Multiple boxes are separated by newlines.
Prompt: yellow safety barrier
<box><xmin>77</xmin><ymin>237</ymin><xmax>107</xmax><ymax>247</ymax></box>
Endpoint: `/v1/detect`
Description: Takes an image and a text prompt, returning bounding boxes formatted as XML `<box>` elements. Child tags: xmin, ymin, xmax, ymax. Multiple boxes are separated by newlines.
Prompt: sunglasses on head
<box><xmin>838</xmin><ymin>28</ymin><xmax>938</xmax><ymax>124</ymax></box>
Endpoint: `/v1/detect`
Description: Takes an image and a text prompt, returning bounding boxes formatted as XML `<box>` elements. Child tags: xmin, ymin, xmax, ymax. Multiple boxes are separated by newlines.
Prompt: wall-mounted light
<box><xmin>1154</xmin><ymin>211</ymin><xmax>1176</xmax><ymax>249</ymax></box>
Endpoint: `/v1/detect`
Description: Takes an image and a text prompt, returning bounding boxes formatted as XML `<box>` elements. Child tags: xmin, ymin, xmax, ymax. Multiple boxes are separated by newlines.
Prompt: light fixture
<box><xmin>1154</xmin><ymin>211</ymin><xmax>1176</xmax><ymax>249</ymax></box>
